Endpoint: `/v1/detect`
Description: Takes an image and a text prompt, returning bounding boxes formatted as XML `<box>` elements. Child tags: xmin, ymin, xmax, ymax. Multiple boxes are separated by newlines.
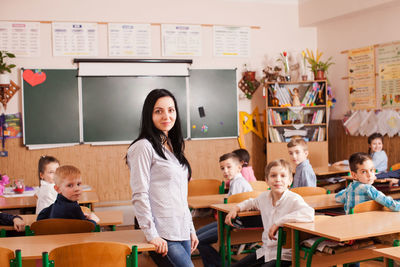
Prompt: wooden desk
<box><xmin>188</xmin><ymin>194</ymin><xmax>227</xmax><ymax>209</ymax></box>
<box><xmin>0</xmin><ymin>191</ymin><xmax>99</xmax><ymax>211</ymax></box>
<box><xmin>0</xmin><ymin>210</ymin><xmax>123</xmax><ymax>231</ymax></box>
<box><xmin>284</xmin><ymin>211</ymin><xmax>400</xmax><ymax>266</ymax></box>
<box><xmin>313</xmin><ymin>165</ymin><xmax>350</xmax><ymax>178</ymax></box>
<box><xmin>373</xmin><ymin>246</ymin><xmax>400</xmax><ymax>265</ymax></box>
<box><xmin>210</xmin><ymin>193</ymin><xmax>343</xmax><ymax>266</ymax></box>
<box><xmin>0</xmin><ymin>230</ymin><xmax>155</xmax><ymax>267</ymax></box>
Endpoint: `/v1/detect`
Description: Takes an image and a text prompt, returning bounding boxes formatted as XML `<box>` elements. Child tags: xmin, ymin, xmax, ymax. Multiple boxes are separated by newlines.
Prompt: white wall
<box><xmin>315</xmin><ymin>2</ymin><xmax>400</xmax><ymax>119</ymax></box>
<box><xmin>2</xmin><ymin>0</ymin><xmax>316</xmax><ymax>114</ymax></box>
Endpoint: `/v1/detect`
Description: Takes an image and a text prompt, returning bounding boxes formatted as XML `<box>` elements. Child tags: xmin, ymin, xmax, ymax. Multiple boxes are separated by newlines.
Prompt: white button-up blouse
<box><xmin>127</xmin><ymin>139</ymin><xmax>195</xmax><ymax>242</ymax></box>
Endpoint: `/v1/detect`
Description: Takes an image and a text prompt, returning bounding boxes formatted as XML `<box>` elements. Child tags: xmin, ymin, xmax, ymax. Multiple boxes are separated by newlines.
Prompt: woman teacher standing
<box><xmin>127</xmin><ymin>89</ymin><xmax>198</xmax><ymax>267</ymax></box>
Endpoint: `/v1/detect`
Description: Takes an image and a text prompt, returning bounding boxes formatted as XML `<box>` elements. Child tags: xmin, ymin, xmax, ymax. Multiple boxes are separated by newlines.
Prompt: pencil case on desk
<box><xmin>232</xmin><ymin>215</ymin><xmax>263</xmax><ymax>229</ymax></box>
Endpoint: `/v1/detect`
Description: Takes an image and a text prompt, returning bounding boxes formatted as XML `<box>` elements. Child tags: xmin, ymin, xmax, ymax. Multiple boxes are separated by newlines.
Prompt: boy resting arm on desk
<box><xmin>0</xmin><ymin>213</ymin><xmax>25</xmax><ymax>232</ymax></box>
<box><xmin>225</xmin><ymin>159</ymin><xmax>314</xmax><ymax>267</ymax></box>
<box><xmin>287</xmin><ymin>138</ymin><xmax>316</xmax><ymax>188</ymax></box>
<box><xmin>37</xmin><ymin>165</ymin><xmax>99</xmax><ymax>225</ymax></box>
<box><xmin>335</xmin><ymin>152</ymin><xmax>400</xmax><ymax>215</ymax></box>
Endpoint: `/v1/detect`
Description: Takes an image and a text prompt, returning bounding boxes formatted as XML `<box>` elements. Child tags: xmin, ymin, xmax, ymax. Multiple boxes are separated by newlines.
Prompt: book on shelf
<box><xmin>317</xmin><ymin>127</ymin><xmax>326</xmax><ymax>141</ymax></box>
<box><xmin>301</xmin><ymin>82</ymin><xmax>325</xmax><ymax>106</ymax></box>
<box><xmin>268</xmin><ymin>127</ymin><xmax>284</xmax><ymax>143</ymax></box>
<box><xmin>310</xmin><ymin>110</ymin><xmax>325</xmax><ymax>124</ymax></box>
<box><xmin>311</xmin><ymin>128</ymin><xmax>319</xmax><ymax>141</ymax></box>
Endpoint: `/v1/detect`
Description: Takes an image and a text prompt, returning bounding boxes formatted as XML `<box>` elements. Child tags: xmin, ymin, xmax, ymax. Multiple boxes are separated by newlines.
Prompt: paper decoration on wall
<box><xmin>239</xmin><ymin>107</ymin><xmax>263</xmax><ymax>139</ymax></box>
<box><xmin>198</xmin><ymin>106</ymin><xmax>206</xmax><ymax>117</ymax></box>
<box><xmin>201</xmin><ymin>124</ymin><xmax>208</xmax><ymax>133</ymax></box>
<box><xmin>343</xmin><ymin>109</ymin><xmax>400</xmax><ymax>137</ymax></box>
<box><xmin>23</xmin><ymin>69</ymin><xmax>46</xmax><ymax>87</ymax></box>
<box><xmin>192</xmin><ymin>125</ymin><xmax>196</xmax><ymax>129</ymax></box>
<box><xmin>0</xmin><ymin>113</ymin><xmax>22</xmax><ymax>138</ymax></box>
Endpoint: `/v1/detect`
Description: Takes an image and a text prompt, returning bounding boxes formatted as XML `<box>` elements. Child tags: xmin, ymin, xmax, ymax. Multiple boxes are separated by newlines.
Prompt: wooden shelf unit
<box><xmin>265</xmin><ymin>80</ymin><xmax>329</xmax><ymax>167</ymax></box>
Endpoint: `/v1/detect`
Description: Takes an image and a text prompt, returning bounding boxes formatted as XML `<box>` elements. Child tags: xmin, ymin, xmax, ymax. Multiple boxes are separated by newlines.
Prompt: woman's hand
<box><xmin>150</xmin><ymin>237</ymin><xmax>168</xmax><ymax>256</ymax></box>
<box><xmin>190</xmin><ymin>233</ymin><xmax>199</xmax><ymax>253</ymax></box>
<box><xmin>268</xmin><ymin>224</ymin><xmax>279</xmax><ymax>240</ymax></box>
<box><xmin>13</xmin><ymin>217</ymin><xmax>25</xmax><ymax>232</ymax></box>
<box><xmin>225</xmin><ymin>206</ymin><xmax>240</xmax><ymax>226</ymax></box>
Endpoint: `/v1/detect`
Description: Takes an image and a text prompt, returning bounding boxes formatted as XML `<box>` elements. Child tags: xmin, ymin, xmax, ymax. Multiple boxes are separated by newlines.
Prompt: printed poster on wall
<box><xmin>377</xmin><ymin>42</ymin><xmax>400</xmax><ymax>108</ymax></box>
<box><xmin>213</xmin><ymin>26</ymin><xmax>250</xmax><ymax>57</ymax></box>
<box><xmin>108</xmin><ymin>23</ymin><xmax>151</xmax><ymax>56</ymax></box>
<box><xmin>52</xmin><ymin>22</ymin><xmax>98</xmax><ymax>56</ymax></box>
<box><xmin>0</xmin><ymin>22</ymin><xmax>40</xmax><ymax>57</ymax></box>
<box><xmin>161</xmin><ymin>24</ymin><xmax>201</xmax><ymax>57</ymax></box>
<box><xmin>348</xmin><ymin>46</ymin><xmax>376</xmax><ymax>110</ymax></box>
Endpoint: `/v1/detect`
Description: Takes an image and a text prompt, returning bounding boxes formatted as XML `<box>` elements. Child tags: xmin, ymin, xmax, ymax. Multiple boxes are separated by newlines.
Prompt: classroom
<box><xmin>1</xmin><ymin>0</ymin><xmax>400</xmax><ymax>266</ymax></box>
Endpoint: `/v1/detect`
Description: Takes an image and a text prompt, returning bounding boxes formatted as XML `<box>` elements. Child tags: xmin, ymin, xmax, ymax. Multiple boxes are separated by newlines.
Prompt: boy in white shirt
<box><xmin>197</xmin><ymin>153</ymin><xmax>252</xmax><ymax>267</ymax></box>
<box><xmin>225</xmin><ymin>159</ymin><xmax>314</xmax><ymax>267</ymax></box>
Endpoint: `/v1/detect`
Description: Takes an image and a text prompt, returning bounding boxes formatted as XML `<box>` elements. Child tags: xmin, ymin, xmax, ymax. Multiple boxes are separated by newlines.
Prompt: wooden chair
<box><xmin>290</xmin><ymin>186</ymin><xmax>327</xmax><ymax>196</ymax></box>
<box><xmin>188</xmin><ymin>179</ymin><xmax>223</xmax><ymax>196</ymax></box>
<box><xmin>0</xmin><ymin>247</ymin><xmax>21</xmax><ymax>267</ymax></box>
<box><xmin>350</xmin><ymin>200</ymin><xmax>390</xmax><ymax>214</ymax></box>
<box><xmin>391</xmin><ymin>163</ymin><xmax>400</xmax><ymax>171</ymax></box>
<box><xmin>30</xmin><ymin>219</ymin><xmax>95</xmax><ymax>235</ymax></box>
<box><xmin>42</xmin><ymin>242</ymin><xmax>132</xmax><ymax>267</ymax></box>
<box><xmin>227</xmin><ymin>191</ymin><xmax>262</xmax><ymax>203</ymax></box>
<box><xmin>249</xmin><ymin>181</ymin><xmax>269</xmax><ymax>191</ymax></box>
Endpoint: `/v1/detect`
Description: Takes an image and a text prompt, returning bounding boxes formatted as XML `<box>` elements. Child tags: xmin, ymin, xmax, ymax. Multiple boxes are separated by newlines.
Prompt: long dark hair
<box><xmin>127</xmin><ymin>89</ymin><xmax>191</xmax><ymax>178</ymax></box>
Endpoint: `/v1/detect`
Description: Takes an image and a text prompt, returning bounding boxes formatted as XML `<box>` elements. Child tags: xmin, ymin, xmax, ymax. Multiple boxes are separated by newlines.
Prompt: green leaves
<box><xmin>0</xmin><ymin>50</ymin><xmax>16</xmax><ymax>74</ymax></box>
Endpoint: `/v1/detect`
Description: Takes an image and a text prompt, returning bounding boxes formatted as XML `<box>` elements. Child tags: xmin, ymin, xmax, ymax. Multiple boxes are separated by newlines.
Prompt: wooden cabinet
<box><xmin>265</xmin><ymin>80</ymin><xmax>328</xmax><ymax>167</ymax></box>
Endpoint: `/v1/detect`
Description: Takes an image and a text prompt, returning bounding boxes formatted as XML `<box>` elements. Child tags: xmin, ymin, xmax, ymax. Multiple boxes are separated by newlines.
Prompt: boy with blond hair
<box><xmin>37</xmin><ymin>165</ymin><xmax>99</xmax><ymax>225</ymax></box>
<box><xmin>287</xmin><ymin>138</ymin><xmax>316</xmax><ymax>187</ymax></box>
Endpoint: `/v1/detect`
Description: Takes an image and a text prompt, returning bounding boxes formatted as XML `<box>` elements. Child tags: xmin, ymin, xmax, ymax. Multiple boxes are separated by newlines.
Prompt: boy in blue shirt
<box><xmin>287</xmin><ymin>138</ymin><xmax>316</xmax><ymax>187</ymax></box>
<box><xmin>335</xmin><ymin>152</ymin><xmax>400</xmax><ymax>214</ymax></box>
<box><xmin>37</xmin><ymin>165</ymin><xmax>99</xmax><ymax>225</ymax></box>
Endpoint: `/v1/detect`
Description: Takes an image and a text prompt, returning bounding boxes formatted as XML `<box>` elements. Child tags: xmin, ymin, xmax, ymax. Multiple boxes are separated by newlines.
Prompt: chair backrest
<box><xmin>227</xmin><ymin>191</ymin><xmax>262</xmax><ymax>203</ymax></box>
<box><xmin>188</xmin><ymin>179</ymin><xmax>222</xmax><ymax>196</ymax></box>
<box><xmin>48</xmin><ymin>242</ymin><xmax>131</xmax><ymax>267</ymax></box>
<box><xmin>249</xmin><ymin>181</ymin><xmax>269</xmax><ymax>191</ymax></box>
<box><xmin>0</xmin><ymin>247</ymin><xmax>17</xmax><ymax>267</ymax></box>
<box><xmin>31</xmin><ymin>218</ymin><xmax>95</xmax><ymax>235</ymax></box>
<box><xmin>290</xmin><ymin>186</ymin><xmax>327</xmax><ymax>197</ymax></box>
<box><xmin>351</xmin><ymin>200</ymin><xmax>390</xmax><ymax>214</ymax></box>
<box><xmin>391</xmin><ymin>163</ymin><xmax>400</xmax><ymax>171</ymax></box>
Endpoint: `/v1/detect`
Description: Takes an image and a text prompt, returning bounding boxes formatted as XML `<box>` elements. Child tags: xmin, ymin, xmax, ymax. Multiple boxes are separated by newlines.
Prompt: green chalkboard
<box><xmin>22</xmin><ymin>69</ymin><xmax>80</xmax><ymax>145</ymax></box>
<box><xmin>82</xmin><ymin>77</ymin><xmax>187</xmax><ymax>142</ymax></box>
<box><xmin>189</xmin><ymin>69</ymin><xmax>238</xmax><ymax>138</ymax></box>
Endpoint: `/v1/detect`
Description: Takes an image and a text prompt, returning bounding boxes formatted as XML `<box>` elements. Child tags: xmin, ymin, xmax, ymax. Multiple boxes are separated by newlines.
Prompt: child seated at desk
<box><xmin>287</xmin><ymin>138</ymin><xmax>316</xmax><ymax>187</ymax></box>
<box><xmin>37</xmin><ymin>165</ymin><xmax>99</xmax><ymax>225</ymax></box>
<box><xmin>36</xmin><ymin>155</ymin><xmax>60</xmax><ymax>214</ymax></box>
<box><xmin>0</xmin><ymin>212</ymin><xmax>25</xmax><ymax>232</ymax></box>
<box><xmin>197</xmin><ymin>152</ymin><xmax>252</xmax><ymax>267</ymax></box>
<box><xmin>225</xmin><ymin>159</ymin><xmax>314</xmax><ymax>267</ymax></box>
<box><xmin>335</xmin><ymin>152</ymin><xmax>400</xmax><ymax>214</ymax></box>
<box><xmin>233</xmin><ymin>148</ymin><xmax>257</xmax><ymax>183</ymax></box>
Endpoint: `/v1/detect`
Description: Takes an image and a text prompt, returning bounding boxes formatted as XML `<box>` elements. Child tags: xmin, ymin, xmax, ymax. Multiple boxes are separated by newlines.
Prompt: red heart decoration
<box><xmin>23</xmin><ymin>69</ymin><xmax>47</xmax><ymax>87</ymax></box>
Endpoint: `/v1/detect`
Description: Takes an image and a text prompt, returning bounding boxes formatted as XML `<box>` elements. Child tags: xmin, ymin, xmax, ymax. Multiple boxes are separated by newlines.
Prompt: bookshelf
<box><xmin>265</xmin><ymin>80</ymin><xmax>329</xmax><ymax>167</ymax></box>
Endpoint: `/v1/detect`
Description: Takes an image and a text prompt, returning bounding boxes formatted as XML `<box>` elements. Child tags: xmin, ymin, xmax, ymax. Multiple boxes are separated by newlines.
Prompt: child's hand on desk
<box><xmin>190</xmin><ymin>233</ymin><xmax>199</xmax><ymax>253</ymax></box>
<box><xmin>150</xmin><ymin>237</ymin><xmax>168</xmax><ymax>256</ymax></box>
<box><xmin>268</xmin><ymin>224</ymin><xmax>279</xmax><ymax>240</ymax></box>
<box><xmin>86</xmin><ymin>212</ymin><xmax>100</xmax><ymax>223</ymax></box>
<box><xmin>225</xmin><ymin>206</ymin><xmax>240</xmax><ymax>226</ymax></box>
<box><xmin>387</xmin><ymin>178</ymin><xmax>399</xmax><ymax>187</ymax></box>
<box><xmin>13</xmin><ymin>217</ymin><xmax>25</xmax><ymax>232</ymax></box>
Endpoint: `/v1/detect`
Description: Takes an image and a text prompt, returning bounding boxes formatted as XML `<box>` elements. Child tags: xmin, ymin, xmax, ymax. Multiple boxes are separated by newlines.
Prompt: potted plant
<box><xmin>305</xmin><ymin>49</ymin><xmax>334</xmax><ymax>80</ymax></box>
<box><xmin>0</xmin><ymin>51</ymin><xmax>16</xmax><ymax>84</ymax></box>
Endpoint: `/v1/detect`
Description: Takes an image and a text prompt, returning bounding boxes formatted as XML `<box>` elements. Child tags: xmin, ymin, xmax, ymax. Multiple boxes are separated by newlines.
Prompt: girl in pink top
<box><xmin>233</xmin><ymin>148</ymin><xmax>257</xmax><ymax>182</ymax></box>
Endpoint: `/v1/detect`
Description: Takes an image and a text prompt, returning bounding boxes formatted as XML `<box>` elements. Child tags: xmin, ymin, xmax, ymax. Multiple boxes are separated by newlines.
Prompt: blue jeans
<box><xmin>149</xmin><ymin>239</ymin><xmax>193</xmax><ymax>267</ymax></box>
<box><xmin>196</xmin><ymin>221</ymin><xmax>220</xmax><ymax>267</ymax></box>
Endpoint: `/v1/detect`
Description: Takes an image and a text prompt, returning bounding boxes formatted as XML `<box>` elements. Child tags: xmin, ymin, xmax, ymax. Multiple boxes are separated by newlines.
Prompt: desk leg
<box><xmin>0</xmin><ymin>228</ymin><xmax>5</xmax><ymax>237</ymax></box>
<box><xmin>227</xmin><ymin>225</ymin><xmax>232</xmax><ymax>266</ymax></box>
<box><xmin>218</xmin><ymin>210</ymin><xmax>226</xmax><ymax>267</ymax></box>
<box><xmin>132</xmin><ymin>245</ymin><xmax>138</xmax><ymax>267</ymax></box>
<box><xmin>294</xmin><ymin>229</ymin><xmax>300</xmax><ymax>267</ymax></box>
